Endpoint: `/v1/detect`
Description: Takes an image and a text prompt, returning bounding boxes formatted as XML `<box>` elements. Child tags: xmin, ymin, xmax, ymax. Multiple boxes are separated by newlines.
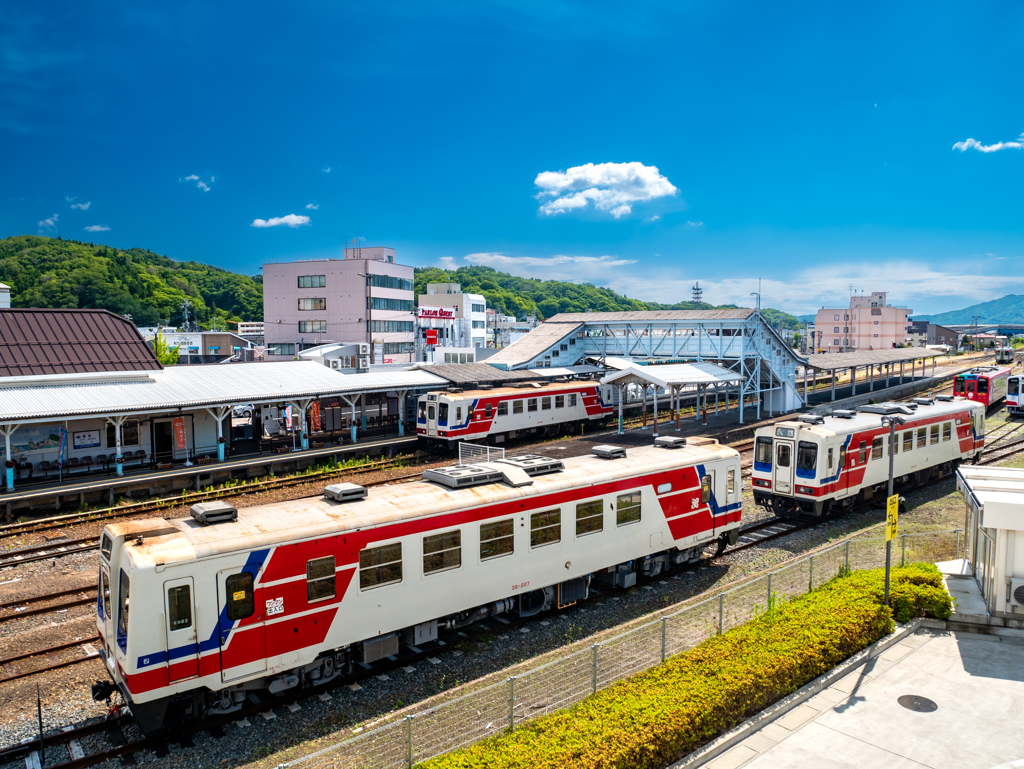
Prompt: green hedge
<box><xmin>418</xmin><ymin>565</ymin><xmax>951</xmax><ymax>769</ymax></box>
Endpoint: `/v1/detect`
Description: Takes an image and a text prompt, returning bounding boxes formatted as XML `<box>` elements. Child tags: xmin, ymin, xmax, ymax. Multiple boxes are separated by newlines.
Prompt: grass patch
<box><xmin>418</xmin><ymin>565</ymin><xmax>951</xmax><ymax>769</ymax></box>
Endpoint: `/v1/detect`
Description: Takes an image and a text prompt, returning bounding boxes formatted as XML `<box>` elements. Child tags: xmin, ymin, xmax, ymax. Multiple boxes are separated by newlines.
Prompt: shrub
<box><xmin>837</xmin><ymin>562</ymin><xmax>952</xmax><ymax>623</ymax></box>
<box><xmin>418</xmin><ymin>565</ymin><xmax>950</xmax><ymax>769</ymax></box>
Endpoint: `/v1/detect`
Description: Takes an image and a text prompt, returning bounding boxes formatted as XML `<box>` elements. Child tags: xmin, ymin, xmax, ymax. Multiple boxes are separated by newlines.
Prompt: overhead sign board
<box><xmin>418</xmin><ymin>306</ymin><xmax>456</xmax><ymax>319</ymax></box>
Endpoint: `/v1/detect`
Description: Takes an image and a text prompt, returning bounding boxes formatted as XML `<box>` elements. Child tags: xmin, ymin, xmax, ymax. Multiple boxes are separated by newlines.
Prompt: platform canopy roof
<box><xmin>0</xmin><ymin>361</ymin><xmax>448</xmax><ymax>424</ymax></box>
<box><xmin>600</xmin><ymin>361</ymin><xmax>744</xmax><ymax>390</ymax></box>
<box><xmin>803</xmin><ymin>348</ymin><xmax>941</xmax><ymax>371</ymax></box>
<box><xmin>544</xmin><ymin>309</ymin><xmax>757</xmax><ymax>323</ymax></box>
<box><xmin>486</xmin><ymin>322</ymin><xmax>584</xmax><ymax>366</ymax></box>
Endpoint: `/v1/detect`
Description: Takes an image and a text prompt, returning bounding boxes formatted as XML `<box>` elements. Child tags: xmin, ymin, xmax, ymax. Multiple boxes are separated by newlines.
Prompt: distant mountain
<box><xmin>916</xmin><ymin>294</ymin><xmax>1024</xmax><ymax>326</ymax></box>
<box><xmin>0</xmin><ymin>235</ymin><xmax>263</xmax><ymax>328</ymax></box>
<box><xmin>795</xmin><ymin>314</ymin><xmax>816</xmax><ymax>323</ymax></box>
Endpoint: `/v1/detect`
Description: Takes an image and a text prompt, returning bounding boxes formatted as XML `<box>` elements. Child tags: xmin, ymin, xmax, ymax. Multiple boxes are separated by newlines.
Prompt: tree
<box><xmin>152</xmin><ymin>333</ymin><xmax>181</xmax><ymax>365</ymax></box>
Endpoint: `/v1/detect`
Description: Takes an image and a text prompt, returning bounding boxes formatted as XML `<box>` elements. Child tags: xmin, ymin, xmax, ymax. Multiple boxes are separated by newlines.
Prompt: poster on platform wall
<box><xmin>73</xmin><ymin>430</ymin><xmax>102</xmax><ymax>450</ymax></box>
<box><xmin>9</xmin><ymin>424</ymin><xmax>62</xmax><ymax>455</ymax></box>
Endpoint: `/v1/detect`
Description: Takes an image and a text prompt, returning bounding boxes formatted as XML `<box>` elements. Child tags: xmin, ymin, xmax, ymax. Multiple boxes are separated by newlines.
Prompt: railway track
<box><xmin>0</xmin><ymin>585</ymin><xmax>98</xmax><ymax>624</ymax></box>
<box><xmin>0</xmin><ymin>537</ymin><xmax>100</xmax><ymax>569</ymax></box>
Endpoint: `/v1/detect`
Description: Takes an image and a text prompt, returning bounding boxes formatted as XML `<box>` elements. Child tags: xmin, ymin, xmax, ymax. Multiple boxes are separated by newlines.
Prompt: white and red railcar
<box><xmin>416</xmin><ymin>381</ymin><xmax>614</xmax><ymax>446</ymax></box>
<box><xmin>953</xmin><ymin>366</ymin><xmax>1010</xmax><ymax>408</ymax></box>
<box><xmin>752</xmin><ymin>396</ymin><xmax>986</xmax><ymax>517</ymax></box>
<box><xmin>1008</xmin><ymin>375</ymin><xmax>1023</xmax><ymax>417</ymax></box>
<box><xmin>95</xmin><ymin>439</ymin><xmax>741</xmax><ymax>734</ymax></box>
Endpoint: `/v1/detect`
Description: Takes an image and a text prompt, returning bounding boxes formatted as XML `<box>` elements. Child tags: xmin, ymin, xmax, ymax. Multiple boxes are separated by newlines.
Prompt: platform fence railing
<box><xmin>284</xmin><ymin>528</ymin><xmax>961</xmax><ymax>769</ymax></box>
<box><xmin>458</xmin><ymin>442</ymin><xmax>505</xmax><ymax>465</ymax></box>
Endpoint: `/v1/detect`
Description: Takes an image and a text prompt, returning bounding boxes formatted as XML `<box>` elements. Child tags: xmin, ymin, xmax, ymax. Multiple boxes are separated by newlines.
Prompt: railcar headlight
<box><xmin>753</xmin><ymin>478</ymin><xmax>770</xmax><ymax>488</ymax></box>
<box><xmin>797</xmin><ymin>485</ymin><xmax>815</xmax><ymax>495</ymax></box>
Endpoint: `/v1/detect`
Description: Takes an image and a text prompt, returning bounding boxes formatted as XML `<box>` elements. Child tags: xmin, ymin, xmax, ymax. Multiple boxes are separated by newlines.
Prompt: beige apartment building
<box><xmin>814</xmin><ymin>292</ymin><xmax>913</xmax><ymax>352</ymax></box>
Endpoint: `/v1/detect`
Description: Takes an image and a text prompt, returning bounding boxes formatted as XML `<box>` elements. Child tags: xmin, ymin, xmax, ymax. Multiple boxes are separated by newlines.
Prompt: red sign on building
<box><xmin>425</xmin><ymin>329</ymin><xmax>438</xmax><ymax>345</ymax></box>
<box><xmin>172</xmin><ymin>417</ymin><xmax>187</xmax><ymax>451</ymax></box>
<box><xmin>310</xmin><ymin>402</ymin><xmax>321</xmax><ymax>432</ymax></box>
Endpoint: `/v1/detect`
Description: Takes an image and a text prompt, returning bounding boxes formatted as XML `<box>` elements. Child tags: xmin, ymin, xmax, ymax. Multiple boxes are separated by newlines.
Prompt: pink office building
<box><xmin>262</xmin><ymin>247</ymin><xmax>415</xmax><ymax>362</ymax></box>
<box><xmin>814</xmin><ymin>292</ymin><xmax>913</xmax><ymax>352</ymax></box>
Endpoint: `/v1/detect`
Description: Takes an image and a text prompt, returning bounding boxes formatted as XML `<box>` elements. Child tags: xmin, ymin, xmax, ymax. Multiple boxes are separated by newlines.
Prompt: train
<box><xmin>995</xmin><ymin>347</ymin><xmax>1015</xmax><ymax>366</ymax></box>
<box><xmin>94</xmin><ymin>438</ymin><xmax>741</xmax><ymax>735</ymax></box>
<box><xmin>416</xmin><ymin>380</ymin><xmax>615</xmax><ymax>447</ymax></box>
<box><xmin>1008</xmin><ymin>375</ymin><xmax>1023</xmax><ymax>417</ymax></box>
<box><xmin>752</xmin><ymin>395</ymin><xmax>985</xmax><ymax>518</ymax></box>
<box><xmin>952</xmin><ymin>366</ymin><xmax>1011</xmax><ymax>408</ymax></box>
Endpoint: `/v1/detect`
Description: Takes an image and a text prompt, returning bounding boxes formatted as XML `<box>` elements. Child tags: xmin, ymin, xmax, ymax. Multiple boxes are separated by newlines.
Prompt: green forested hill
<box><xmin>916</xmin><ymin>294</ymin><xmax>1024</xmax><ymax>326</ymax></box>
<box><xmin>413</xmin><ymin>265</ymin><xmax>803</xmax><ymax>328</ymax></box>
<box><xmin>0</xmin><ymin>235</ymin><xmax>263</xmax><ymax>327</ymax></box>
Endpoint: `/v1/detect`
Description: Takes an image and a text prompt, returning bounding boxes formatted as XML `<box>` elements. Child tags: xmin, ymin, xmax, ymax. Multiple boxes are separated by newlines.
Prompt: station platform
<box><xmin>1</xmin><ymin>433</ymin><xmax>417</xmax><ymax>517</ymax></box>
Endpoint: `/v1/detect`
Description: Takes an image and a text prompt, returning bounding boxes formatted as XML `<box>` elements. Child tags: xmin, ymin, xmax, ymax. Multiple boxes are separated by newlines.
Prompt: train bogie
<box><xmin>752</xmin><ymin>397</ymin><xmax>985</xmax><ymax>518</ymax></box>
<box><xmin>95</xmin><ymin>440</ymin><xmax>740</xmax><ymax>735</ymax></box>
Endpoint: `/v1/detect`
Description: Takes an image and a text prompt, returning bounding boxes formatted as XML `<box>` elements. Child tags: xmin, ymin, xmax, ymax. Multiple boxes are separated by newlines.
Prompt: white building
<box><xmin>416</xmin><ymin>283</ymin><xmax>488</xmax><ymax>357</ymax></box>
<box><xmin>0</xmin><ymin>283</ymin><xmax>10</xmax><ymax>309</ymax></box>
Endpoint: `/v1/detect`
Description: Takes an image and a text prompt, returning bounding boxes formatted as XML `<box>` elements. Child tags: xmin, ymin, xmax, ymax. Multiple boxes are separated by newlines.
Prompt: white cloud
<box><xmin>952</xmin><ymin>133</ymin><xmax>1024</xmax><ymax>153</ymax></box>
<box><xmin>196</xmin><ymin>181</ymin><xmax>210</xmax><ymax>192</ymax></box>
<box><xmin>250</xmin><ymin>214</ymin><xmax>311</xmax><ymax>229</ymax></box>
<box><xmin>37</xmin><ymin>213</ymin><xmax>58</xmax><ymax>231</ymax></box>
<box><xmin>322</xmin><ymin>165</ymin><xmax>331</xmax><ymax>173</ymax></box>
<box><xmin>305</xmin><ymin>203</ymin><xmax>319</xmax><ymax>210</ymax></box>
<box><xmin>180</xmin><ymin>174</ymin><xmax>214</xmax><ymax>191</ymax></box>
<box><xmin>438</xmin><ymin>256</ymin><xmax>458</xmax><ymax>269</ymax></box>
<box><xmin>183</xmin><ymin>174</ymin><xmax>200</xmax><ymax>181</ymax></box>
<box><xmin>83</xmin><ymin>225</ymin><xmax>110</xmax><ymax>232</ymax></box>
<box><xmin>65</xmin><ymin>196</ymin><xmax>91</xmax><ymax>210</ymax></box>
<box><xmin>645</xmin><ymin>215</ymin><xmax>661</xmax><ymax>222</ymax></box>
<box><xmin>686</xmin><ymin>220</ymin><xmax>704</xmax><ymax>227</ymax></box>
<box><xmin>534</xmin><ymin>161</ymin><xmax>678</xmax><ymax>218</ymax></box>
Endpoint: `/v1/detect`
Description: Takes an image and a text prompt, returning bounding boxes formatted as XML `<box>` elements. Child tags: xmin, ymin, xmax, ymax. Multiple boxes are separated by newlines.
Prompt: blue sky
<box><xmin>2</xmin><ymin>1</ymin><xmax>1023</xmax><ymax>315</ymax></box>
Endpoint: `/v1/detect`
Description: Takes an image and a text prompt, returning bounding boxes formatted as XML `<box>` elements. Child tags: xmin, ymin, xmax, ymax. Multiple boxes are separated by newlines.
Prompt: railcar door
<box><xmin>773</xmin><ymin>440</ymin><xmax>794</xmax><ymax>494</ymax></box>
<box><xmin>426</xmin><ymin>400</ymin><xmax>438</xmax><ymax>437</ymax></box>
<box><xmin>164</xmin><ymin>577</ymin><xmax>199</xmax><ymax>682</ymax></box>
<box><xmin>217</xmin><ymin>567</ymin><xmax>267</xmax><ymax>683</ymax></box>
<box><xmin>965</xmin><ymin>378</ymin><xmax>977</xmax><ymax>401</ymax></box>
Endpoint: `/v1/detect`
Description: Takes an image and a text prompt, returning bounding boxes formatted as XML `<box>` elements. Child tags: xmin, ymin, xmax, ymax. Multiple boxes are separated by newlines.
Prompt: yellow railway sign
<box><xmin>886</xmin><ymin>494</ymin><xmax>899</xmax><ymax>541</ymax></box>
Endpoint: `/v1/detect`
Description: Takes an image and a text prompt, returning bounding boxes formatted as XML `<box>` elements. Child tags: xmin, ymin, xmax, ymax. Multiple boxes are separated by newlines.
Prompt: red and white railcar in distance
<box><xmin>95</xmin><ymin>439</ymin><xmax>740</xmax><ymax>734</ymax></box>
<box><xmin>953</xmin><ymin>366</ymin><xmax>1011</xmax><ymax>408</ymax></box>
<box><xmin>1008</xmin><ymin>375</ymin><xmax>1023</xmax><ymax>417</ymax></box>
<box><xmin>752</xmin><ymin>396</ymin><xmax>985</xmax><ymax>518</ymax></box>
<box><xmin>417</xmin><ymin>381</ymin><xmax>614</xmax><ymax>446</ymax></box>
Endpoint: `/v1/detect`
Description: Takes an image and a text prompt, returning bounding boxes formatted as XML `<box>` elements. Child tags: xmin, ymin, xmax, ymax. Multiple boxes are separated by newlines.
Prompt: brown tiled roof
<box><xmin>0</xmin><ymin>309</ymin><xmax>162</xmax><ymax>377</ymax></box>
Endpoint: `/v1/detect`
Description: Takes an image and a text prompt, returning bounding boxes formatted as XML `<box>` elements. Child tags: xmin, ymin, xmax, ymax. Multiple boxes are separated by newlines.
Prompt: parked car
<box><xmin>232</xmin><ymin>404</ymin><xmax>254</xmax><ymax>418</ymax></box>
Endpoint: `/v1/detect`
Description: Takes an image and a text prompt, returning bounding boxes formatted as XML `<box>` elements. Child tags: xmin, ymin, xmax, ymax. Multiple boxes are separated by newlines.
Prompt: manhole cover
<box><xmin>897</xmin><ymin>695</ymin><xmax>937</xmax><ymax>712</ymax></box>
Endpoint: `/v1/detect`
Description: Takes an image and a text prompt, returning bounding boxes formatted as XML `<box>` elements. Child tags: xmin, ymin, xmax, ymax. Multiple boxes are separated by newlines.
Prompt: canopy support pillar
<box><xmin>1</xmin><ymin>424</ymin><xmax>17</xmax><ymax>492</ymax></box>
<box><xmin>206</xmin><ymin>406</ymin><xmax>233</xmax><ymax>461</ymax></box>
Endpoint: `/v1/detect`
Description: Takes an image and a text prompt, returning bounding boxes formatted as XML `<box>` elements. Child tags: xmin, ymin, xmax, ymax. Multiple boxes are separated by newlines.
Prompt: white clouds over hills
<box><xmin>534</xmin><ymin>161</ymin><xmax>678</xmax><ymax>218</ymax></box>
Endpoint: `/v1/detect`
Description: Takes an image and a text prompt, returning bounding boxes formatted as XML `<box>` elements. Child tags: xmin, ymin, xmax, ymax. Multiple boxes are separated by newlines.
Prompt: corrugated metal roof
<box><xmin>486</xmin><ymin>323</ymin><xmax>583</xmax><ymax>365</ymax></box>
<box><xmin>545</xmin><ymin>310</ymin><xmax>757</xmax><ymax>323</ymax></box>
<box><xmin>0</xmin><ymin>361</ymin><xmax>448</xmax><ymax>422</ymax></box>
<box><xmin>804</xmin><ymin>348</ymin><xmax>942</xmax><ymax>371</ymax></box>
<box><xmin>600</xmin><ymin>362</ymin><xmax>744</xmax><ymax>388</ymax></box>
<box><xmin>412</xmin><ymin>363</ymin><xmax>541</xmax><ymax>385</ymax></box>
<box><xmin>0</xmin><ymin>309</ymin><xmax>162</xmax><ymax>377</ymax></box>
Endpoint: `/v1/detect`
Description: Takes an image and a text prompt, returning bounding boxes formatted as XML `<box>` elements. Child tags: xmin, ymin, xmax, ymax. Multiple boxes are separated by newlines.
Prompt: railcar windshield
<box><xmin>117</xmin><ymin>569</ymin><xmax>130</xmax><ymax>653</ymax></box>
<box><xmin>754</xmin><ymin>437</ymin><xmax>773</xmax><ymax>470</ymax></box>
<box><xmin>977</xmin><ymin>378</ymin><xmax>989</xmax><ymax>394</ymax></box>
<box><xmin>796</xmin><ymin>441</ymin><xmax>817</xmax><ymax>478</ymax></box>
<box><xmin>1010</xmin><ymin>378</ymin><xmax>1020</xmax><ymax>396</ymax></box>
<box><xmin>438</xmin><ymin>403</ymin><xmax>449</xmax><ymax>425</ymax></box>
<box><xmin>954</xmin><ymin>376</ymin><xmax>965</xmax><ymax>394</ymax></box>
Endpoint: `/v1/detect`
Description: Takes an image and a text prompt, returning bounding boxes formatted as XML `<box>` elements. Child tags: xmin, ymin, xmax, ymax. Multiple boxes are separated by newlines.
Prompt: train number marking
<box><xmin>266</xmin><ymin>597</ymin><xmax>284</xmax><ymax>616</ymax></box>
<box><xmin>511</xmin><ymin>581</ymin><xmax>530</xmax><ymax>591</ymax></box>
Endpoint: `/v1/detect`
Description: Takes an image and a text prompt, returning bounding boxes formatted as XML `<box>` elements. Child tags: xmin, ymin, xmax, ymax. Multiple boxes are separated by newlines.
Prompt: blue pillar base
<box><xmin>398</xmin><ymin>421</ymin><xmax>404</xmax><ymax>436</ymax></box>
<box><xmin>115</xmin><ymin>457</ymin><xmax>124</xmax><ymax>476</ymax></box>
<box><xmin>301</xmin><ymin>436</ymin><xmax>309</xmax><ymax>450</ymax></box>
<box><xmin>350</xmin><ymin>425</ymin><xmax>358</xmax><ymax>443</ymax></box>
<box><xmin>5</xmin><ymin>467</ymin><xmax>12</xmax><ymax>492</ymax></box>
<box><xmin>217</xmin><ymin>443</ymin><xmax>225</xmax><ymax>462</ymax></box>
<box><xmin>361</xmin><ymin>416</ymin><xmax>367</xmax><ymax>429</ymax></box>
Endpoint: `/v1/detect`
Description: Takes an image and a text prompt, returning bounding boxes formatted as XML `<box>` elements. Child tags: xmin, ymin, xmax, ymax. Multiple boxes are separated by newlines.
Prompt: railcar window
<box><xmin>930</xmin><ymin>424</ymin><xmax>940</xmax><ymax>445</ymax></box>
<box><xmin>871</xmin><ymin>437</ymin><xmax>883</xmax><ymax>460</ymax></box>
<box><xmin>418</xmin><ymin>402</ymin><xmax>426</xmax><ymax>420</ymax></box>
<box><xmin>777</xmin><ymin>443</ymin><xmax>791</xmax><ymax>468</ymax></box>
<box><xmin>797</xmin><ymin>442</ymin><xmax>818</xmax><ymax>473</ymax></box>
<box><xmin>117</xmin><ymin>570</ymin><xmax>130</xmax><ymax>647</ymax></box>
<box><xmin>541</xmin><ymin>396</ymin><xmax>551</xmax><ymax>410</ymax></box>
<box><xmin>954</xmin><ymin>377</ymin><xmax>964</xmax><ymax>394</ymax></box>
<box><xmin>727</xmin><ymin>469</ymin><xmax>735</xmax><ymax>496</ymax></box>
<box><xmin>101</xmin><ymin>570</ymin><xmax>111</xmax><ymax>619</ymax></box>
<box><xmin>528</xmin><ymin>399</ymin><xmax>538</xmax><ymax>412</ymax></box>
<box><xmin>917</xmin><ymin>428</ymin><xmax>926</xmax><ymax>448</ymax></box>
<box><xmin>359</xmin><ymin>543</ymin><xmax>403</xmax><ymax>590</ymax></box>
<box><xmin>755</xmin><ymin>437</ymin><xmax>773</xmax><ymax>466</ymax></box>
<box><xmin>858</xmin><ymin>441</ymin><xmax>867</xmax><ymax>464</ymax></box>
<box><xmin>827</xmin><ymin>448</ymin><xmax>834</xmax><ymax>470</ymax></box>
<box><xmin>485</xmin><ymin>404</ymin><xmax>492</xmax><ymax>419</ymax></box>
<box><xmin>1010</xmin><ymin>379</ymin><xmax>1020</xmax><ymax>396</ymax></box>
<box><xmin>498</xmin><ymin>401</ymin><xmax>508</xmax><ymax>416</ymax></box>
<box><xmin>456</xmin><ymin>407</ymin><xmax>462</xmax><ymax>422</ymax></box>
<box><xmin>168</xmin><ymin>585</ymin><xmax>193</xmax><ymax>630</ymax></box>
<box><xmin>225</xmin><ymin>572</ymin><xmax>254</xmax><ymax>620</ymax></box>
<box><xmin>891</xmin><ymin>434</ymin><xmax>899</xmax><ymax>455</ymax></box>
<box><xmin>480</xmin><ymin>519</ymin><xmax>514</xmax><ymax>560</ymax></box>
<box><xmin>438</xmin><ymin>403</ymin><xmax>449</xmax><ymax>423</ymax></box>
<box><xmin>101</xmin><ymin>534</ymin><xmax>113</xmax><ymax>561</ymax></box>
<box><xmin>423</xmin><ymin>530</ymin><xmax>462</xmax><ymax>574</ymax></box>
<box><xmin>700</xmin><ymin>474</ymin><xmax>712</xmax><ymax>504</ymax></box>
<box><xmin>530</xmin><ymin>509</ymin><xmax>561</xmax><ymax>548</ymax></box>
<box><xmin>943</xmin><ymin>422</ymin><xmax>952</xmax><ymax>441</ymax></box>
<box><xmin>576</xmin><ymin>500</ymin><xmax>604</xmax><ymax>536</ymax></box>
<box><xmin>568</xmin><ymin>393</ymin><xmax>577</xmax><ymax>407</ymax></box>
<box><xmin>555</xmin><ymin>395</ymin><xmax>564</xmax><ymax>408</ymax></box>
<box><xmin>616</xmin><ymin>491</ymin><xmax>642</xmax><ymax>525</ymax></box>
<box><xmin>427</xmin><ymin>405</ymin><xmax>435</xmax><ymax>421</ymax></box>
<box><xmin>903</xmin><ymin>431</ymin><xmax>913</xmax><ymax>452</ymax></box>
<box><xmin>839</xmin><ymin>444</ymin><xmax>847</xmax><ymax>469</ymax></box>
<box><xmin>513</xmin><ymin>400</ymin><xmax>523</xmax><ymax>414</ymax></box>
<box><xmin>307</xmin><ymin>556</ymin><xmax>336</xmax><ymax>601</ymax></box>
<box><xmin>978</xmin><ymin>378</ymin><xmax>989</xmax><ymax>394</ymax></box>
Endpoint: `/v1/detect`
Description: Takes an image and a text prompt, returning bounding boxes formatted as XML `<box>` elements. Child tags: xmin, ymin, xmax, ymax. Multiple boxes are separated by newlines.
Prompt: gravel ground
<box><xmin>0</xmin><ymin>407</ymin><xmax>1013</xmax><ymax>769</ymax></box>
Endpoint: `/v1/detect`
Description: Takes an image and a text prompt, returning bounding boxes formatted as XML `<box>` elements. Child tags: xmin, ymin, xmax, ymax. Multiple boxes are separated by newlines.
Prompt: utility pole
<box><xmin>880</xmin><ymin>415</ymin><xmax>904</xmax><ymax>606</ymax></box>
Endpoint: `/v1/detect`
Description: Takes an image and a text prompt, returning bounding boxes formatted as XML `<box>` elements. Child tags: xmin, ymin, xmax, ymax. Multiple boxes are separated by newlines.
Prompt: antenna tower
<box><xmin>691</xmin><ymin>281</ymin><xmax>703</xmax><ymax>306</ymax></box>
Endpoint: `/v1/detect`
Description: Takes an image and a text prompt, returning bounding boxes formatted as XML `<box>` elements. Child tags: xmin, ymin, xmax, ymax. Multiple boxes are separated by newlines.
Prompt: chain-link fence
<box><xmin>285</xmin><ymin>528</ymin><xmax>962</xmax><ymax>769</ymax></box>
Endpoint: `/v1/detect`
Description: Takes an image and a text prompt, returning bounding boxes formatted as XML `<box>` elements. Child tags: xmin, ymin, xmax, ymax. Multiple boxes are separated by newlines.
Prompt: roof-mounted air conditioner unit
<box><xmin>591</xmin><ymin>445</ymin><xmax>627</xmax><ymax>459</ymax></box>
<box><xmin>324</xmin><ymin>483</ymin><xmax>368</xmax><ymax>502</ymax></box>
